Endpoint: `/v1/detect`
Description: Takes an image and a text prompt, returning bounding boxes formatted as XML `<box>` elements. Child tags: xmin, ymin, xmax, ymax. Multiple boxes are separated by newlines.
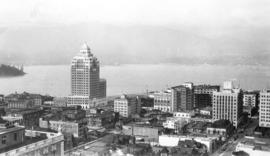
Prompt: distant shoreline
<box><xmin>0</xmin><ymin>64</ymin><xmax>25</xmax><ymax>77</ymax></box>
<box><xmin>17</xmin><ymin>63</ymin><xmax>268</xmax><ymax>68</ymax></box>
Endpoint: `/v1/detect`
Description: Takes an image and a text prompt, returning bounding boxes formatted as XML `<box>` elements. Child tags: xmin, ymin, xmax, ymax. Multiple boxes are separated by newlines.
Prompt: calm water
<box><xmin>0</xmin><ymin>64</ymin><xmax>269</xmax><ymax>97</ymax></box>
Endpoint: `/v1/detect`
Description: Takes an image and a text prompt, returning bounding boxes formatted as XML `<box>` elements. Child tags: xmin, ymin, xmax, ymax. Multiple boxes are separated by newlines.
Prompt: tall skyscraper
<box><xmin>193</xmin><ymin>84</ymin><xmax>220</xmax><ymax>108</ymax></box>
<box><xmin>153</xmin><ymin>90</ymin><xmax>173</xmax><ymax>112</ymax></box>
<box><xmin>171</xmin><ymin>82</ymin><xmax>194</xmax><ymax>111</ymax></box>
<box><xmin>243</xmin><ymin>91</ymin><xmax>259</xmax><ymax>117</ymax></box>
<box><xmin>243</xmin><ymin>93</ymin><xmax>257</xmax><ymax>107</ymax></box>
<box><xmin>212</xmin><ymin>81</ymin><xmax>243</xmax><ymax>128</ymax></box>
<box><xmin>67</xmin><ymin>43</ymin><xmax>107</xmax><ymax>109</ymax></box>
<box><xmin>259</xmin><ymin>90</ymin><xmax>270</xmax><ymax>128</ymax></box>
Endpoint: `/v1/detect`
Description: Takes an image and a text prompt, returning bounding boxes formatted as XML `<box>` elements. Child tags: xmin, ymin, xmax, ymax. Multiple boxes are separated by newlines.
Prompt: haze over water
<box><xmin>0</xmin><ymin>64</ymin><xmax>269</xmax><ymax>97</ymax></box>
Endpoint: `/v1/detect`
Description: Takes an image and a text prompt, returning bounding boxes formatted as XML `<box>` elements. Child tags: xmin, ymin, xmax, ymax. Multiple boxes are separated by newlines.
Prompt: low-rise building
<box><xmin>4</xmin><ymin>109</ymin><xmax>44</xmax><ymax>129</ymax></box>
<box><xmin>30</xmin><ymin>94</ymin><xmax>43</xmax><ymax>106</ymax></box>
<box><xmin>87</xmin><ymin>108</ymin><xmax>118</xmax><ymax>129</ymax></box>
<box><xmin>206</xmin><ymin>119</ymin><xmax>234</xmax><ymax>140</ymax></box>
<box><xmin>199</xmin><ymin>107</ymin><xmax>212</xmax><ymax>116</ymax></box>
<box><xmin>5</xmin><ymin>92</ymin><xmax>43</xmax><ymax>106</ymax></box>
<box><xmin>1</xmin><ymin>116</ymin><xmax>23</xmax><ymax>126</ymax></box>
<box><xmin>65</xmin><ymin>134</ymin><xmax>153</xmax><ymax>156</ymax></box>
<box><xmin>60</xmin><ymin>106</ymin><xmax>86</xmax><ymax>120</ymax></box>
<box><xmin>53</xmin><ymin>97</ymin><xmax>67</xmax><ymax>107</ymax></box>
<box><xmin>158</xmin><ymin>135</ymin><xmax>218</xmax><ymax>153</ymax></box>
<box><xmin>39</xmin><ymin>118</ymin><xmax>87</xmax><ymax>138</ymax></box>
<box><xmin>235</xmin><ymin>136</ymin><xmax>270</xmax><ymax>156</ymax></box>
<box><xmin>0</xmin><ymin>122</ymin><xmax>25</xmax><ymax>152</ymax></box>
<box><xmin>153</xmin><ymin>90</ymin><xmax>173</xmax><ymax>112</ymax></box>
<box><xmin>7</xmin><ymin>99</ymin><xmax>34</xmax><ymax>109</ymax></box>
<box><xmin>173</xmin><ymin>111</ymin><xmax>194</xmax><ymax>119</ymax></box>
<box><xmin>184</xmin><ymin>121</ymin><xmax>211</xmax><ymax>134</ymax></box>
<box><xmin>39</xmin><ymin>106</ymin><xmax>87</xmax><ymax>138</ymax></box>
<box><xmin>65</xmin><ymin>134</ymin><xmax>113</xmax><ymax>156</ymax></box>
<box><xmin>67</xmin><ymin>96</ymin><xmax>107</xmax><ymax>110</ymax></box>
<box><xmin>43</xmin><ymin>101</ymin><xmax>54</xmax><ymax>105</ymax></box>
<box><xmin>206</xmin><ymin>128</ymin><xmax>227</xmax><ymax>140</ymax></box>
<box><xmin>162</xmin><ymin>111</ymin><xmax>194</xmax><ymax>133</ymax></box>
<box><xmin>122</xmin><ymin>124</ymin><xmax>160</xmax><ymax>143</ymax></box>
<box><xmin>163</xmin><ymin>117</ymin><xmax>188</xmax><ymax>133</ymax></box>
<box><xmin>114</xmin><ymin>94</ymin><xmax>141</xmax><ymax>118</ymax></box>
<box><xmin>0</xmin><ymin>129</ymin><xmax>64</xmax><ymax>156</ymax></box>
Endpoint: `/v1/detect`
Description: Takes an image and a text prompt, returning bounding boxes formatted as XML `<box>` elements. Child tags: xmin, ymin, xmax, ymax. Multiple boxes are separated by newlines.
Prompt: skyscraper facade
<box><xmin>243</xmin><ymin>92</ymin><xmax>258</xmax><ymax>107</ymax></box>
<box><xmin>242</xmin><ymin>91</ymin><xmax>259</xmax><ymax>117</ymax></box>
<box><xmin>153</xmin><ymin>90</ymin><xmax>174</xmax><ymax>112</ymax></box>
<box><xmin>67</xmin><ymin>43</ymin><xmax>107</xmax><ymax>109</ymax></box>
<box><xmin>212</xmin><ymin>81</ymin><xmax>243</xmax><ymax>128</ymax></box>
<box><xmin>259</xmin><ymin>90</ymin><xmax>270</xmax><ymax>128</ymax></box>
<box><xmin>171</xmin><ymin>82</ymin><xmax>194</xmax><ymax>111</ymax></box>
<box><xmin>194</xmin><ymin>85</ymin><xmax>220</xmax><ymax>108</ymax></box>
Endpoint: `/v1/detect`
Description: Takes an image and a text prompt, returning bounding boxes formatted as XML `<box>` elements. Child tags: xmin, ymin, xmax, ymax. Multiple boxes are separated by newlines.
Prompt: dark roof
<box><xmin>0</xmin><ymin>117</ymin><xmax>7</xmax><ymax>124</ymax></box>
<box><xmin>194</xmin><ymin>84</ymin><xmax>220</xmax><ymax>89</ymax></box>
<box><xmin>0</xmin><ymin>126</ymin><xmax>25</xmax><ymax>134</ymax></box>
<box><xmin>171</xmin><ymin>85</ymin><xmax>185</xmax><ymax>89</ymax></box>
<box><xmin>212</xmin><ymin>119</ymin><xmax>232</xmax><ymax>128</ymax></box>
<box><xmin>0</xmin><ymin>134</ymin><xmax>46</xmax><ymax>153</ymax></box>
<box><xmin>7</xmin><ymin>108</ymin><xmax>43</xmax><ymax>115</ymax></box>
<box><xmin>232</xmin><ymin>151</ymin><xmax>249</xmax><ymax>156</ymax></box>
<box><xmin>160</xmin><ymin>147</ymin><xmax>169</xmax><ymax>153</ymax></box>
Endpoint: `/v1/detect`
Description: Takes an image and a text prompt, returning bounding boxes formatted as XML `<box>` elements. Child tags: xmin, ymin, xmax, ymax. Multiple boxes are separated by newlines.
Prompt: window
<box><xmin>2</xmin><ymin>136</ymin><xmax>6</xmax><ymax>144</ymax></box>
<box><xmin>14</xmin><ymin>133</ymin><xmax>17</xmax><ymax>141</ymax></box>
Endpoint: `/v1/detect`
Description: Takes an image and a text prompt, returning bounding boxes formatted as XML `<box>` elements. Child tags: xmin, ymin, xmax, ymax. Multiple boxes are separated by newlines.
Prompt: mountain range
<box><xmin>0</xmin><ymin>22</ymin><xmax>269</xmax><ymax>65</ymax></box>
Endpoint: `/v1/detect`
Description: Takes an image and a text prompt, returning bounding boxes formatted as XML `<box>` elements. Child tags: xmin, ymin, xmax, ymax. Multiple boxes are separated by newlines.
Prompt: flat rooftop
<box><xmin>238</xmin><ymin>137</ymin><xmax>270</xmax><ymax>152</ymax></box>
<box><xmin>0</xmin><ymin>126</ymin><xmax>24</xmax><ymax>135</ymax></box>
<box><xmin>125</xmin><ymin>123</ymin><xmax>163</xmax><ymax>129</ymax></box>
<box><xmin>0</xmin><ymin>135</ymin><xmax>46</xmax><ymax>154</ymax></box>
<box><xmin>6</xmin><ymin>108</ymin><xmax>42</xmax><ymax>114</ymax></box>
<box><xmin>65</xmin><ymin>134</ymin><xmax>114</xmax><ymax>154</ymax></box>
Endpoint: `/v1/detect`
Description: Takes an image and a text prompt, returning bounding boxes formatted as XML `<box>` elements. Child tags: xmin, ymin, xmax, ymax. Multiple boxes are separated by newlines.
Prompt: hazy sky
<box><xmin>1</xmin><ymin>0</ymin><xmax>270</xmax><ymax>27</ymax></box>
<box><xmin>0</xmin><ymin>0</ymin><xmax>270</xmax><ymax>65</ymax></box>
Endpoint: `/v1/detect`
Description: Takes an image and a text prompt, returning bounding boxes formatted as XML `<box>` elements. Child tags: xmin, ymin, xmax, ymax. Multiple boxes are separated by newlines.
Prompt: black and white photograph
<box><xmin>0</xmin><ymin>0</ymin><xmax>270</xmax><ymax>155</ymax></box>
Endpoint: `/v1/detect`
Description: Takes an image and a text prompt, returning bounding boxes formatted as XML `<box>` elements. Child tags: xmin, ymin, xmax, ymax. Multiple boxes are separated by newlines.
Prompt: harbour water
<box><xmin>0</xmin><ymin>64</ymin><xmax>269</xmax><ymax>97</ymax></box>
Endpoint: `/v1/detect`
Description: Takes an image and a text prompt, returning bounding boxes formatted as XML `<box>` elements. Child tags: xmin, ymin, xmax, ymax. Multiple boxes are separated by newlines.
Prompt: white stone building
<box><xmin>235</xmin><ymin>137</ymin><xmax>270</xmax><ymax>156</ymax></box>
<box><xmin>259</xmin><ymin>90</ymin><xmax>270</xmax><ymax>128</ymax></box>
<box><xmin>212</xmin><ymin>81</ymin><xmax>243</xmax><ymax>128</ymax></box>
<box><xmin>67</xmin><ymin>43</ymin><xmax>107</xmax><ymax>109</ymax></box>
<box><xmin>158</xmin><ymin>135</ymin><xmax>217</xmax><ymax>153</ymax></box>
<box><xmin>0</xmin><ymin>130</ymin><xmax>64</xmax><ymax>156</ymax></box>
<box><xmin>153</xmin><ymin>90</ymin><xmax>174</xmax><ymax>112</ymax></box>
<box><xmin>114</xmin><ymin>94</ymin><xmax>141</xmax><ymax>117</ymax></box>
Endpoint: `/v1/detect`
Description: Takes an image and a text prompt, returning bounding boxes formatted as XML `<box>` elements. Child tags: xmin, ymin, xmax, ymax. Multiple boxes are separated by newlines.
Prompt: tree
<box><xmin>251</xmin><ymin>107</ymin><xmax>258</xmax><ymax>116</ymax></box>
<box><xmin>140</xmin><ymin>109</ymin><xmax>147</xmax><ymax>117</ymax></box>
